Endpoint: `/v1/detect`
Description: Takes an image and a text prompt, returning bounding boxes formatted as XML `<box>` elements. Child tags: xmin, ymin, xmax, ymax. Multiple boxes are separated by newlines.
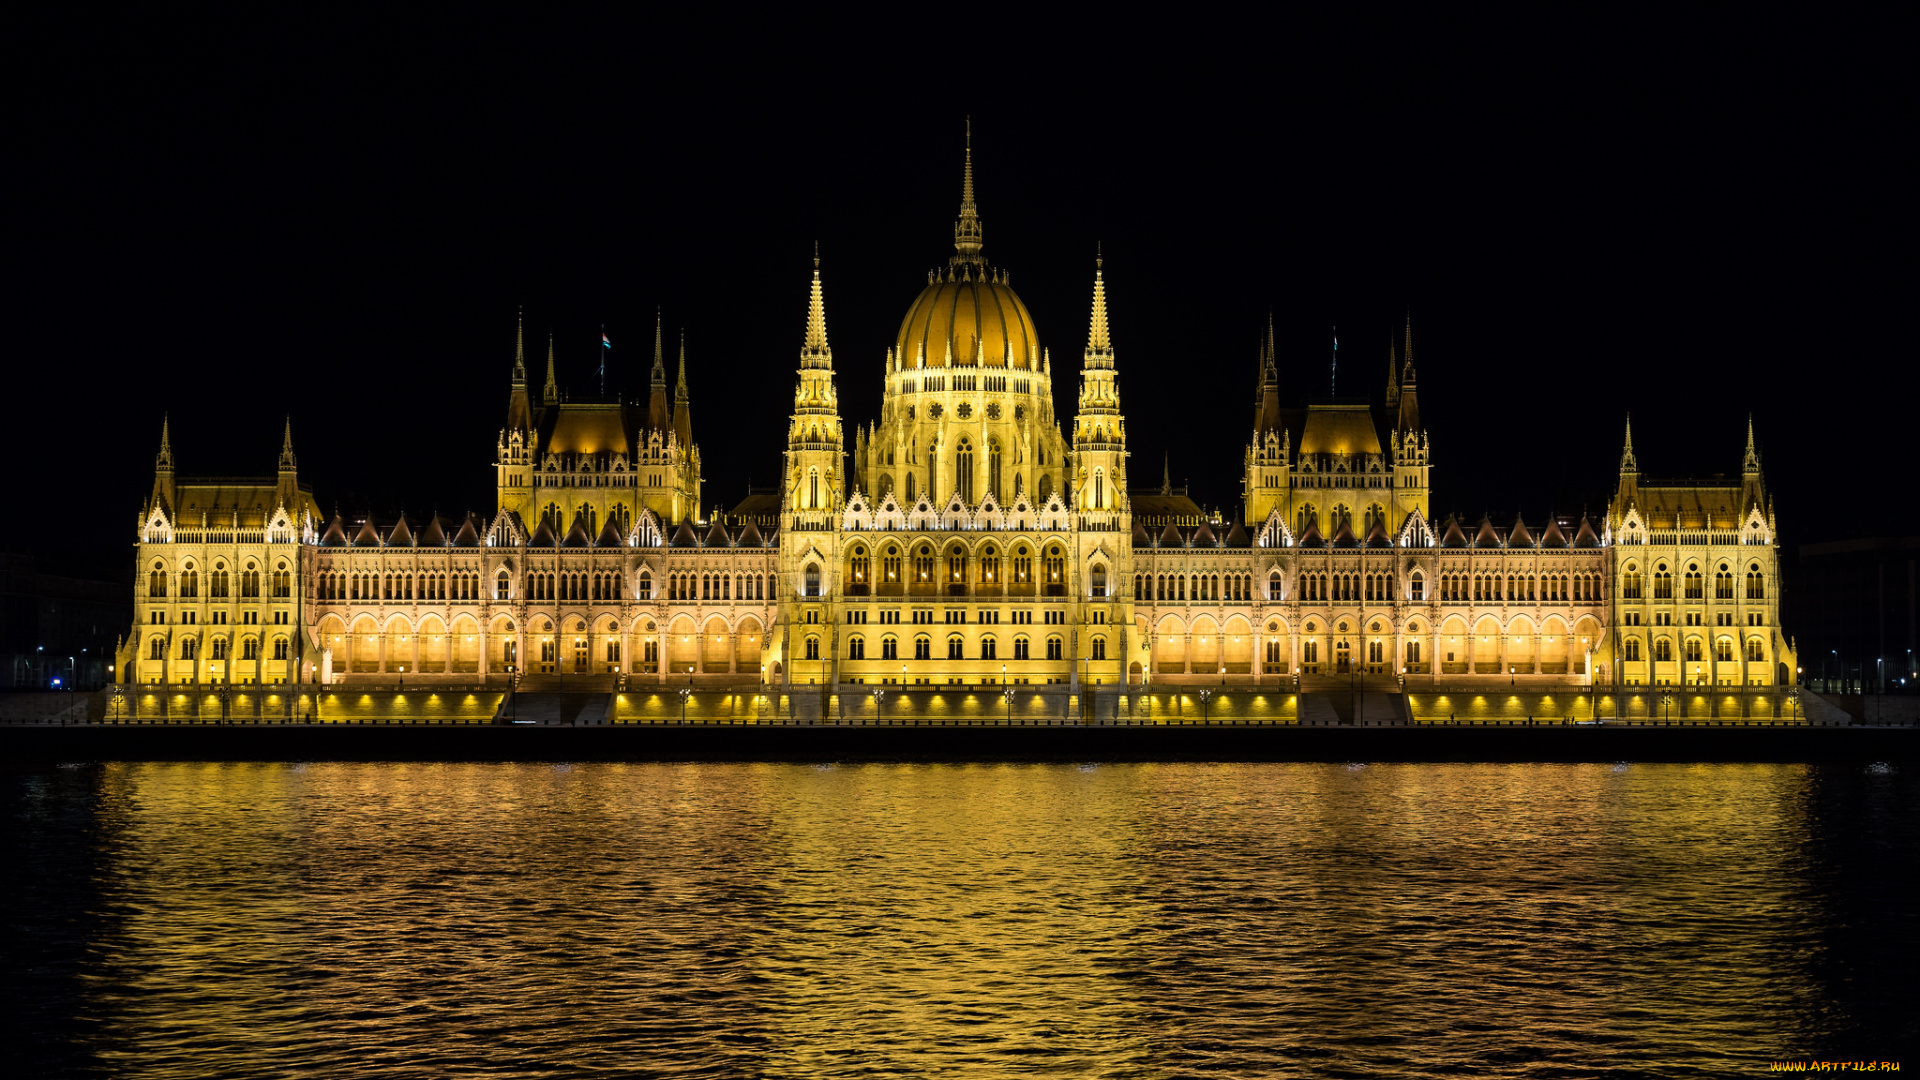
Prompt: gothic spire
<box><xmin>512</xmin><ymin>305</ymin><xmax>526</xmax><ymax>381</ymax></box>
<box><xmin>801</xmin><ymin>244</ymin><xmax>831</xmax><ymax>366</ymax></box>
<box><xmin>952</xmin><ymin>117</ymin><xmax>984</xmax><ymax>264</ymax></box>
<box><xmin>1621</xmin><ymin>414</ymin><xmax>1639</xmax><ymax>473</ymax></box>
<box><xmin>651</xmin><ymin>308</ymin><xmax>666</xmax><ymax>384</ymax></box>
<box><xmin>543</xmin><ymin>332</ymin><xmax>559</xmax><ymax>405</ymax></box>
<box><xmin>1085</xmin><ymin>244</ymin><xmax>1112</xmax><ymax>358</ymax></box>
<box><xmin>1401</xmin><ymin>308</ymin><xmax>1417</xmax><ymax>384</ymax></box>
<box><xmin>1743</xmin><ymin>413</ymin><xmax>1761</xmax><ymax>472</ymax></box>
<box><xmin>279</xmin><ymin>415</ymin><xmax>296</xmax><ymax>469</ymax></box>
<box><xmin>157</xmin><ymin>414</ymin><xmax>172</xmax><ymax>467</ymax></box>
<box><xmin>672</xmin><ymin>330</ymin><xmax>693</xmax><ymax>450</ymax></box>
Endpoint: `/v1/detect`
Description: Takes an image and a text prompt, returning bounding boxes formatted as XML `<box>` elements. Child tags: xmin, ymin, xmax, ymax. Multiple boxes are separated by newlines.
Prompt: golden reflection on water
<box><xmin>61</xmin><ymin>762</ymin><xmax>1884</xmax><ymax>1077</ymax></box>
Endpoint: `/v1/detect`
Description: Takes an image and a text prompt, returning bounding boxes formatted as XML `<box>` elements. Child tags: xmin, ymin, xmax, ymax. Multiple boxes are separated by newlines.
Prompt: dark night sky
<box><xmin>11</xmin><ymin>9</ymin><xmax>1907</xmax><ymax>580</ymax></box>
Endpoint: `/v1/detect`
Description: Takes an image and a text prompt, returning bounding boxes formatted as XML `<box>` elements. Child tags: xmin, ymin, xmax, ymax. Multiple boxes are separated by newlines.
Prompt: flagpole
<box><xmin>599</xmin><ymin>323</ymin><xmax>608</xmax><ymax>398</ymax></box>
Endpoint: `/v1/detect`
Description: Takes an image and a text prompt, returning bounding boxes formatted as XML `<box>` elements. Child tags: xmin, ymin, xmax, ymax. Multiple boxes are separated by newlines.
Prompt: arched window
<box><xmin>180</xmin><ymin>566</ymin><xmax>199</xmax><ymax>598</ymax></box>
<box><xmin>1014</xmin><ymin>635</ymin><xmax>1030</xmax><ymax>660</ymax></box>
<box><xmin>980</xmin><ymin>546</ymin><xmax>999</xmax><ymax>585</ymax></box>
<box><xmin>803</xmin><ymin>563</ymin><xmax>821</xmax><ymax>598</ymax></box>
<box><xmin>956</xmin><ymin>439</ymin><xmax>974</xmax><ymax>504</ymax></box>
<box><xmin>1269</xmin><ymin>569</ymin><xmax>1283</xmax><ymax>600</ymax></box>
<box><xmin>988</xmin><ymin>439</ymin><xmax>1002</xmax><ymax>502</ymax></box>
<box><xmin>947</xmin><ymin>545</ymin><xmax>967</xmax><ymax>588</ymax></box>
<box><xmin>1044</xmin><ymin>545</ymin><xmax>1065</xmax><ymax>594</ymax></box>
<box><xmin>1715</xmin><ymin>637</ymin><xmax>1733</xmax><ymax>662</ymax></box>
<box><xmin>808</xmin><ymin>469</ymin><xmax>820</xmax><ymax>509</ymax></box>
<box><xmin>273</xmin><ymin>637</ymin><xmax>289</xmax><ymax>660</ymax></box>
<box><xmin>914</xmin><ymin>635</ymin><xmax>931</xmax><ymax>660</ymax></box>
<box><xmin>242</xmin><ymin>637</ymin><xmax>259</xmax><ymax>661</ymax></box>
<box><xmin>181</xmin><ymin>638</ymin><xmax>198</xmax><ymax>660</ymax></box>
<box><xmin>1046</xmin><ymin>635</ymin><xmax>1063</xmax><ymax>660</ymax></box>
<box><xmin>211</xmin><ymin>637</ymin><xmax>228</xmax><ymax>660</ymax></box>
<box><xmin>1625</xmin><ymin>637</ymin><xmax>1642</xmax><ymax>661</ymax></box>
<box><xmin>915</xmin><ymin>545</ymin><xmax>935</xmax><ymax>583</ymax></box>
<box><xmin>980</xmin><ymin>635</ymin><xmax>997</xmax><ymax>660</ymax></box>
<box><xmin>1091</xmin><ymin>636</ymin><xmax>1106</xmax><ymax>660</ymax></box>
<box><xmin>849</xmin><ymin>546</ymin><xmax>869</xmax><ymax>592</ymax></box>
<box><xmin>1746</xmin><ymin>563</ymin><xmax>1766</xmax><ymax>599</ymax></box>
<box><xmin>1684</xmin><ymin>564</ymin><xmax>1703</xmax><ymax>599</ymax></box>
<box><xmin>149</xmin><ymin>562</ymin><xmax>168</xmax><ymax>598</ymax></box>
<box><xmin>1013</xmin><ymin>546</ymin><xmax>1031</xmax><ymax>584</ymax></box>
<box><xmin>1654</xmin><ymin>637</ymin><xmax>1673</xmax><ymax>662</ymax></box>
<box><xmin>1409</xmin><ymin>571</ymin><xmax>1423</xmax><ymax>601</ymax></box>
<box><xmin>1654</xmin><ymin>563</ymin><xmax>1672</xmax><ymax>599</ymax></box>
<box><xmin>1685</xmin><ymin>637</ymin><xmax>1703</xmax><ymax>663</ymax></box>
<box><xmin>881</xmin><ymin>636</ymin><xmax>898</xmax><ymax>660</ymax></box>
<box><xmin>1093</xmin><ymin>469</ymin><xmax>1105</xmax><ymax>509</ymax></box>
<box><xmin>1746</xmin><ymin>637</ymin><xmax>1765</xmax><ymax>661</ymax></box>
<box><xmin>884</xmin><ymin>545</ymin><xmax>901</xmax><ymax>583</ymax></box>
<box><xmin>496</xmin><ymin>571</ymin><xmax>511</xmax><ymax>601</ymax></box>
<box><xmin>927</xmin><ymin>439</ymin><xmax>940</xmax><ymax>500</ymax></box>
<box><xmin>805</xmin><ymin>636</ymin><xmax>820</xmax><ymax>660</ymax></box>
<box><xmin>847</xmin><ymin>636</ymin><xmax>865</xmax><ymax>660</ymax></box>
<box><xmin>1090</xmin><ymin>564</ymin><xmax>1107</xmax><ymax>598</ymax></box>
<box><xmin>150</xmin><ymin>637</ymin><xmax>165</xmax><ymax>660</ymax></box>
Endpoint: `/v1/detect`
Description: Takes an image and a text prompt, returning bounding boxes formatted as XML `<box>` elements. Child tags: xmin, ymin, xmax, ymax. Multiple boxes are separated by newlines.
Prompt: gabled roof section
<box><xmin>320</xmin><ymin>514</ymin><xmax>348</xmax><ymax>546</ymax></box>
<box><xmin>1298</xmin><ymin>520</ymin><xmax>1326</xmax><ymax>548</ymax></box>
<box><xmin>1363</xmin><ymin>518</ymin><xmax>1391</xmax><ymax>548</ymax></box>
<box><xmin>670</xmin><ymin>518</ymin><xmax>700</xmax><ymax>548</ymax></box>
<box><xmin>419</xmin><ymin>515</ymin><xmax>447</xmax><ymax>547</ymax></box>
<box><xmin>1330</xmin><ymin>518</ymin><xmax>1359</xmax><ymax>547</ymax></box>
<box><xmin>562</xmin><ymin>512</ymin><xmax>593</xmax><ymax>548</ymax></box>
<box><xmin>705</xmin><ymin>519</ymin><xmax>732</xmax><ymax>547</ymax></box>
<box><xmin>1158</xmin><ymin>522</ymin><xmax>1184</xmax><ymax>548</ymax></box>
<box><xmin>451</xmin><ymin>514</ymin><xmax>482</xmax><ymax>547</ymax></box>
<box><xmin>1539</xmin><ymin>518</ymin><xmax>1569</xmax><ymax>548</ymax></box>
<box><xmin>528</xmin><ymin>519</ymin><xmax>558</xmax><ymax>548</ymax></box>
<box><xmin>387</xmin><ymin>515</ymin><xmax>415</xmax><ymax>547</ymax></box>
<box><xmin>1507</xmin><ymin>515</ymin><xmax>1534</xmax><ymax>548</ymax></box>
<box><xmin>1223</xmin><ymin>520</ymin><xmax>1251</xmax><ymax>548</ymax></box>
<box><xmin>1439</xmin><ymin>515</ymin><xmax>1468</xmax><ymax>548</ymax></box>
<box><xmin>737</xmin><ymin>518</ymin><xmax>764</xmax><ymax>548</ymax></box>
<box><xmin>597</xmin><ymin>516</ymin><xmax>626</xmax><ymax>548</ymax></box>
<box><xmin>1132</xmin><ymin>520</ymin><xmax>1152</xmax><ymax>548</ymax></box>
<box><xmin>352</xmin><ymin>519</ymin><xmax>382</xmax><ymax>547</ymax></box>
<box><xmin>1191</xmin><ymin>521</ymin><xmax>1217</xmax><ymax>548</ymax></box>
<box><xmin>1573</xmin><ymin>515</ymin><xmax>1601</xmax><ymax>548</ymax></box>
<box><xmin>1473</xmin><ymin>518</ymin><xmax>1502</xmax><ymax>548</ymax></box>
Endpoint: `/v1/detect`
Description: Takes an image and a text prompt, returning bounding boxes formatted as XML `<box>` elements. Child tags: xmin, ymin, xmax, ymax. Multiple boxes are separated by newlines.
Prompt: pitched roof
<box><xmin>1440</xmin><ymin>516</ymin><xmax>1469</xmax><ymax>548</ymax></box>
<box><xmin>1539</xmin><ymin>518</ymin><xmax>1569</xmax><ymax>548</ymax></box>
<box><xmin>1363</xmin><ymin>518</ymin><xmax>1391</xmax><ymax>547</ymax></box>
<box><xmin>1330</xmin><ymin>518</ymin><xmax>1359</xmax><ymax>547</ymax></box>
<box><xmin>737</xmin><ymin>518</ymin><xmax>764</xmax><ymax>547</ymax></box>
<box><xmin>528</xmin><ymin>519</ymin><xmax>558</xmax><ymax>548</ymax></box>
<box><xmin>320</xmin><ymin>514</ymin><xmax>348</xmax><ymax>546</ymax></box>
<box><xmin>1158</xmin><ymin>522</ymin><xmax>1184</xmax><ymax>547</ymax></box>
<box><xmin>1132</xmin><ymin>520</ymin><xmax>1152</xmax><ymax>547</ymax></box>
<box><xmin>419</xmin><ymin>515</ymin><xmax>447</xmax><ymax>547</ymax></box>
<box><xmin>1573</xmin><ymin>515</ymin><xmax>1601</xmax><ymax>547</ymax></box>
<box><xmin>352</xmin><ymin>519</ymin><xmax>382</xmax><ymax>547</ymax></box>
<box><xmin>1473</xmin><ymin>518</ymin><xmax>1502</xmax><ymax>548</ymax></box>
<box><xmin>597</xmin><ymin>516</ymin><xmax>626</xmax><ymax>548</ymax></box>
<box><xmin>1223</xmin><ymin>520</ymin><xmax>1251</xmax><ymax>548</ymax></box>
<box><xmin>670</xmin><ymin>518</ymin><xmax>700</xmax><ymax>548</ymax></box>
<box><xmin>705</xmin><ymin>519</ymin><xmax>732</xmax><ymax>547</ymax></box>
<box><xmin>1298</xmin><ymin>520</ymin><xmax>1325</xmax><ymax>548</ymax></box>
<box><xmin>1507</xmin><ymin>515</ymin><xmax>1534</xmax><ymax>548</ymax></box>
<box><xmin>562</xmin><ymin>514</ymin><xmax>593</xmax><ymax>547</ymax></box>
<box><xmin>1191</xmin><ymin>521</ymin><xmax>1217</xmax><ymax>547</ymax></box>
<box><xmin>451</xmin><ymin>514</ymin><xmax>481</xmax><ymax>547</ymax></box>
<box><xmin>387</xmin><ymin>515</ymin><xmax>414</xmax><ymax>547</ymax></box>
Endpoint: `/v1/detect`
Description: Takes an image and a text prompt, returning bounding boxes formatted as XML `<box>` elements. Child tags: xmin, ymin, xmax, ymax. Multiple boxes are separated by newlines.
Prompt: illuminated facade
<box><xmin>118</xmin><ymin>138</ymin><xmax>1796</xmax><ymax>699</ymax></box>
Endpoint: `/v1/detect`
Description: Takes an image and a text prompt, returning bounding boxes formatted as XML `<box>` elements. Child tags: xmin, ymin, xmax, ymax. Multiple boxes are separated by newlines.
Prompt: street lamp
<box><xmin>678</xmin><ymin>686</ymin><xmax>691</xmax><ymax>725</ymax></box>
<box><xmin>872</xmin><ymin>685</ymin><xmax>886</xmax><ymax>723</ymax></box>
<box><xmin>1198</xmin><ymin>687</ymin><xmax>1213</xmax><ymax>724</ymax></box>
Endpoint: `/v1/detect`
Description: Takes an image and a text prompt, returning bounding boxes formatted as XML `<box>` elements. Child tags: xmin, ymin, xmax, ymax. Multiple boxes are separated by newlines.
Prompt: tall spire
<box><xmin>543</xmin><ymin>332</ymin><xmax>559</xmax><ymax>405</ymax></box>
<box><xmin>1085</xmin><ymin>243</ymin><xmax>1112</xmax><ymax>357</ymax></box>
<box><xmin>1743</xmin><ymin>413</ymin><xmax>1760</xmax><ymax>472</ymax></box>
<box><xmin>648</xmin><ymin>308</ymin><xmax>670</xmax><ymax>433</ymax></box>
<box><xmin>1620</xmin><ymin>414</ymin><xmax>1639</xmax><ymax>473</ymax></box>
<box><xmin>801</xmin><ymin>243</ymin><xmax>831</xmax><ymax>365</ymax></box>
<box><xmin>512</xmin><ymin>305</ymin><xmax>526</xmax><ymax>381</ymax></box>
<box><xmin>1162</xmin><ymin>452</ymin><xmax>1172</xmax><ymax>495</ymax></box>
<box><xmin>156</xmin><ymin>414</ymin><xmax>173</xmax><ymax>468</ymax></box>
<box><xmin>952</xmin><ymin>117</ymin><xmax>984</xmax><ymax>264</ymax></box>
<box><xmin>673</xmin><ymin>330</ymin><xmax>693</xmax><ymax>451</ymax></box>
<box><xmin>1385</xmin><ymin>336</ymin><xmax>1401</xmax><ymax>412</ymax></box>
<box><xmin>1401</xmin><ymin>308</ymin><xmax>1416</xmax><ymax>383</ymax></box>
<box><xmin>279</xmin><ymin>415</ymin><xmax>296</xmax><ymax>468</ymax></box>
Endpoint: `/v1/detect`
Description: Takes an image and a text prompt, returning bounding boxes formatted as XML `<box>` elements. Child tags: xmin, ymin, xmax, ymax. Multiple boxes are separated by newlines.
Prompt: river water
<box><xmin>2</xmin><ymin>761</ymin><xmax>1914</xmax><ymax>1078</ymax></box>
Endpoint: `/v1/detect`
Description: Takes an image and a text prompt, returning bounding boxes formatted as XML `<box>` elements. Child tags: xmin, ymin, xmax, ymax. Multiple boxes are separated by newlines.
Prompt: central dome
<box><xmin>895</xmin><ymin>269</ymin><xmax>1039</xmax><ymax>370</ymax></box>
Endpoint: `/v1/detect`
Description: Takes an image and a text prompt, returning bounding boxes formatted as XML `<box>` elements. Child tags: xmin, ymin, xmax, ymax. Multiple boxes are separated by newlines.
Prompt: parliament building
<box><xmin>118</xmin><ymin>138</ymin><xmax>1798</xmax><ymax>713</ymax></box>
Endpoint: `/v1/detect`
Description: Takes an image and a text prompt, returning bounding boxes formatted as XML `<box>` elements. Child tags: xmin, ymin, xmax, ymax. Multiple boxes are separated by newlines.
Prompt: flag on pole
<box><xmin>602</xmin><ymin>332</ymin><xmax>612</xmax><ymax>348</ymax></box>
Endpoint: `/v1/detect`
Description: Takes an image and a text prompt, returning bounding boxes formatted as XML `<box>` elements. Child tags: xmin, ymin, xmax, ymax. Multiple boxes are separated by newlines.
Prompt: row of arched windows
<box><xmin>1137</xmin><ymin>573</ymin><xmax>1255</xmax><ymax>602</ymax></box>
<box><xmin>1621</xmin><ymin>636</ymin><xmax>1767</xmax><ymax>663</ymax></box>
<box><xmin>1436</xmin><ymin>572</ymin><xmax>1601</xmax><ymax>603</ymax></box>
<box><xmin>150</xmin><ymin>560</ymin><xmax>293</xmax><ymax>600</ymax></box>
<box><xmin>1623</xmin><ymin>561</ymin><xmax>1766</xmax><ymax>601</ymax></box>
<box><xmin>840</xmin><ymin>633</ymin><xmax>1090</xmax><ymax>662</ymax></box>
<box><xmin>151</xmin><ymin>635</ymin><xmax>291</xmax><ymax>661</ymax></box>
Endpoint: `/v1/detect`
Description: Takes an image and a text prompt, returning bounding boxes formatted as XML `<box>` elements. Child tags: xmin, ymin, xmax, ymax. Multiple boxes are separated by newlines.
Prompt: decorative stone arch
<box><xmin>1470</xmin><ymin>614</ymin><xmax>1503</xmax><ymax>671</ymax></box>
<box><xmin>735</xmin><ymin>614</ymin><xmax>766</xmax><ymax>673</ymax></box>
<box><xmin>1188</xmin><ymin>614</ymin><xmax>1222</xmax><ymax>675</ymax></box>
<box><xmin>666</xmin><ymin>614</ymin><xmax>701</xmax><ymax>675</ymax></box>
<box><xmin>1221</xmin><ymin>614</ymin><xmax>1254</xmax><ymax>673</ymax></box>
<box><xmin>700</xmin><ymin>613</ymin><xmax>733</xmax><ymax>673</ymax></box>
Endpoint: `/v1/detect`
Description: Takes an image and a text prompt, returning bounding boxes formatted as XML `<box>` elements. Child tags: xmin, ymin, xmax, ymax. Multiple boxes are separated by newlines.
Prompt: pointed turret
<box><xmin>801</xmin><ymin>243</ymin><xmax>832</xmax><ymax>368</ymax></box>
<box><xmin>952</xmin><ymin>118</ymin><xmax>984</xmax><ymax>265</ymax></box>
<box><xmin>506</xmin><ymin>307</ymin><xmax>533</xmax><ymax>433</ymax></box>
<box><xmin>1085</xmin><ymin>244</ymin><xmax>1112</xmax><ymax>364</ymax></box>
<box><xmin>1620</xmin><ymin>414</ymin><xmax>1639</xmax><ymax>474</ymax></box>
<box><xmin>276</xmin><ymin>415</ymin><xmax>299</xmax><ymax>509</ymax></box>
<box><xmin>1394</xmin><ymin>311</ymin><xmax>1421</xmax><ymax>435</ymax></box>
<box><xmin>1741</xmin><ymin>413</ymin><xmax>1766</xmax><ymax>512</ymax></box>
<box><xmin>672</xmin><ymin>330</ymin><xmax>693</xmax><ymax>450</ymax></box>
<box><xmin>648</xmin><ymin>307</ymin><xmax>670</xmax><ymax>433</ymax></box>
<box><xmin>784</xmin><ymin>253</ymin><xmax>843</xmax><ymax>516</ymax></box>
<box><xmin>150</xmin><ymin>415</ymin><xmax>176</xmax><ymax>515</ymax></box>
<box><xmin>1162</xmin><ymin>452</ymin><xmax>1172</xmax><ymax>496</ymax></box>
<box><xmin>1258</xmin><ymin>313</ymin><xmax>1282</xmax><ymax>435</ymax></box>
<box><xmin>542</xmin><ymin>332</ymin><xmax>559</xmax><ymax>406</ymax></box>
<box><xmin>1072</xmin><ymin>252</ymin><xmax>1127</xmax><ymax>514</ymax></box>
<box><xmin>1615</xmin><ymin>414</ymin><xmax>1640</xmax><ymax>512</ymax></box>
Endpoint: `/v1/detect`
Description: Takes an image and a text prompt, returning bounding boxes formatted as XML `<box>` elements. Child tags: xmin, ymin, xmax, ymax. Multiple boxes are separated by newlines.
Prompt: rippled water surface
<box><xmin>3</xmin><ymin>762</ymin><xmax>1915</xmax><ymax>1078</ymax></box>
